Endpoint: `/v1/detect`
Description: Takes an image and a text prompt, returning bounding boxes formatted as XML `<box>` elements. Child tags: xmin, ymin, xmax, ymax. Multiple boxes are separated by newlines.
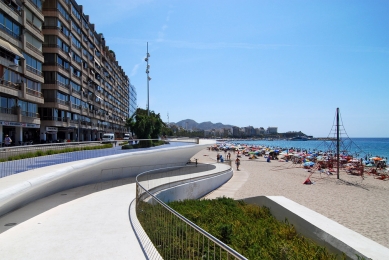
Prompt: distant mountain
<box><xmin>171</xmin><ymin>119</ymin><xmax>234</xmax><ymax>130</ymax></box>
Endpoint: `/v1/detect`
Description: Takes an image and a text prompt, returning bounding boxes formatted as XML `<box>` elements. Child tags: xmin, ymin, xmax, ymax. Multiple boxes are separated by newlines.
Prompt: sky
<box><xmin>78</xmin><ymin>0</ymin><xmax>388</xmax><ymax>137</ymax></box>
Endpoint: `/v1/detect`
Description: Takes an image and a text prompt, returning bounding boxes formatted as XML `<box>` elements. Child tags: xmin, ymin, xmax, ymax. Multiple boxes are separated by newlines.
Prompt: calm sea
<box><xmin>226</xmin><ymin>138</ymin><xmax>389</xmax><ymax>160</ymax></box>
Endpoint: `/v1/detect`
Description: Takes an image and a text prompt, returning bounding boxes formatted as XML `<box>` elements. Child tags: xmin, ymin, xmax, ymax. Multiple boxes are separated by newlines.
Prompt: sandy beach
<box><xmin>191</xmin><ymin>147</ymin><xmax>389</xmax><ymax>249</ymax></box>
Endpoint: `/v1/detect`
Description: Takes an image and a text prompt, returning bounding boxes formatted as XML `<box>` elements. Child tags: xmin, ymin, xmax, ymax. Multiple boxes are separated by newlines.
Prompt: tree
<box><xmin>126</xmin><ymin>108</ymin><xmax>165</xmax><ymax>146</ymax></box>
<box><xmin>125</xmin><ymin>116</ymin><xmax>136</xmax><ymax>136</ymax></box>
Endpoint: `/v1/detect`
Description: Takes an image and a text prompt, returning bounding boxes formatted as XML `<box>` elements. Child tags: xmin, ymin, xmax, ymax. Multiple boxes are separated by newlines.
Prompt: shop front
<box><xmin>0</xmin><ymin>121</ymin><xmax>40</xmax><ymax>146</ymax></box>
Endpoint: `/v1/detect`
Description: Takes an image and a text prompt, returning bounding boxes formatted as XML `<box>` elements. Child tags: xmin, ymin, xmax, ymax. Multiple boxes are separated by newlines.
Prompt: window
<box><xmin>27</xmin><ymin>79</ymin><xmax>41</xmax><ymax>92</ymax></box>
<box><xmin>72</xmin><ymin>52</ymin><xmax>82</xmax><ymax>64</ymax></box>
<box><xmin>30</xmin><ymin>0</ymin><xmax>42</xmax><ymax>10</ymax></box>
<box><xmin>71</xmin><ymin>4</ymin><xmax>81</xmax><ymax>20</ymax></box>
<box><xmin>25</xmin><ymin>8</ymin><xmax>42</xmax><ymax>30</ymax></box>
<box><xmin>0</xmin><ymin>11</ymin><xmax>21</xmax><ymax>39</ymax></box>
<box><xmin>70</xmin><ymin>81</ymin><xmax>81</xmax><ymax>92</ymax></box>
<box><xmin>57</xmin><ymin>37</ymin><xmax>70</xmax><ymax>53</ymax></box>
<box><xmin>0</xmin><ymin>96</ymin><xmax>16</xmax><ymax>109</ymax></box>
<box><xmin>70</xmin><ymin>96</ymin><xmax>81</xmax><ymax>106</ymax></box>
<box><xmin>23</xmin><ymin>53</ymin><xmax>42</xmax><ymax>75</ymax></box>
<box><xmin>71</xmin><ymin>33</ymin><xmax>81</xmax><ymax>49</ymax></box>
<box><xmin>57</xmin><ymin>55</ymin><xmax>70</xmax><ymax>70</ymax></box>
<box><xmin>71</xmin><ymin>66</ymin><xmax>81</xmax><ymax>78</ymax></box>
<box><xmin>57</xmin><ymin>73</ymin><xmax>69</xmax><ymax>87</ymax></box>
<box><xmin>57</xmin><ymin>91</ymin><xmax>69</xmax><ymax>102</ymax></box>
<box><xmin>18</xmin><ymin>100</ymin><xmax>38</xmax><ymax>117</ymax></box>
<box><xmin>25</xmin><ymin>32</ymin><xmax>42</xmax><ymax>51</ymax></box>
<box><xmin>57</xmin><ymin>3</ymin><xmax>69</xmax><ymax>21</ymax></box>
<box><xmin>71</xmin><ymin>19</ymin><xmax>81</xmax><ymax>35</ymax></box>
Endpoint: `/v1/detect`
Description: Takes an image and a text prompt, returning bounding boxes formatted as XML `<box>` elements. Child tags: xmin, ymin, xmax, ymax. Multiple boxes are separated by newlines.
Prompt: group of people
<box><xmin>216</xmin><ymin>150</ymin><xmax>241</xmax><ymax>170</ymax></box>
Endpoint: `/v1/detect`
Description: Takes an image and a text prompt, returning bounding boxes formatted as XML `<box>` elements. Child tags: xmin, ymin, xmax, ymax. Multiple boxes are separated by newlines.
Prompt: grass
<box><xmin>0</xmin><ymin>143</ymin><xmax>113</xmax><ymax>162</ymax></box>
<box><xmin>138</xmin><ymin>197</ymin><xmax>349</xmax><ymax>259</ymax></box>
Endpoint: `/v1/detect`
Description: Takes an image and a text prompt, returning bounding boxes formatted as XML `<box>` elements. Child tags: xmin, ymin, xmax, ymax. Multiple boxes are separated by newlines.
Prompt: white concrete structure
<box><xmin>0</xmin><ymin>142</ymin><xmax>213</xmax><ymax>259</ymax></box>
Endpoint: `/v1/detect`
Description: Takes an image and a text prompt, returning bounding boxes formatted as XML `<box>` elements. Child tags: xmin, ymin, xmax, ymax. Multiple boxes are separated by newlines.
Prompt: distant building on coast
<box><xmin>256</xmin><ymin>127</ymin><xmax>266</xmax><ymax>135</ymax></box>
<box><xmin>0</xmin><ymin>0</ymin><xmax>136</xmax><ymax>144</ymax></box>
<box><xmin>266</xmin><ymin>127</ymin><xmax>278</xmax><ymax>135</ymax></box>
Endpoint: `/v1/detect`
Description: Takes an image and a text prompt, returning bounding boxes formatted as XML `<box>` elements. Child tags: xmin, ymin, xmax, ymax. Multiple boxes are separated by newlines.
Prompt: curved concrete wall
<box><xmin>243</xmin><ymin>196</ymin><xmax>389</xmax><ymax>260</ymax></box>
<box><xmin>155</xmin><ymin>167</ymin><xmax>233</xmax><ymax>203</ymax></box>
<box><xmin>0</xmin><ymin>144</ymin><xmax>207</xmax><ymax>217</ymax></box>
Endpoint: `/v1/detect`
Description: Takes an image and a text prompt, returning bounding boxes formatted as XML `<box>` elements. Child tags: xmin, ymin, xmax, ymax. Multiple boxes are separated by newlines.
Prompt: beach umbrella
<box><xmin>303</xmin><ymin>161</ymin><xmax>315</xmax><ymax>167</ymax></box>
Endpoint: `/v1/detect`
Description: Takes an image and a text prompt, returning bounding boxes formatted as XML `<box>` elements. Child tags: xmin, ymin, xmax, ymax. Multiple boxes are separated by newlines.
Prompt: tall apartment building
<box><xmin>0</xmin><ymin>0</ymin><xmax>44</xmax><ymax>145</ymax></box>
<box><xmin>41</xmin><ymin>0</ymin><xmax>132</xmax><ymax>142</ymax></box>
<box><xmin>129</xmin><ymin>83</ymin><xmax>136</xmax><ymax>117</ymax></box>
<box><xmin>0</xmin><ymin>0</ymin><xmax>136</xmax><ymax>144</ymax></box>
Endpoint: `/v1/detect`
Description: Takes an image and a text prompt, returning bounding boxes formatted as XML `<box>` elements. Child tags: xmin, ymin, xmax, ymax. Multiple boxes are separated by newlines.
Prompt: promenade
<box><xmin>0</xmin><ymin>140</ymin><xmax>215</xmax><ymax>259</ymax></box>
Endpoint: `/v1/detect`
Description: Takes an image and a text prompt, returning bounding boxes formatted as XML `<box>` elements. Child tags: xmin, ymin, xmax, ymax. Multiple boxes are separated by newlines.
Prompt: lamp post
<box><xmin>145</xmin><ymin>42</ymin><xmax>151</xmax><ymax>116</ymax></box>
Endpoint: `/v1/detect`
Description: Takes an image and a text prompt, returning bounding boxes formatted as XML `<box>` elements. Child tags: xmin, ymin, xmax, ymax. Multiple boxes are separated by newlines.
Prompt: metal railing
<box><xmin>135</xmin><ymin>164</ymin><xmax>247</xmax><ymax>259</ymax></box>
<box><xmin>0</xmin><ymin>138</ymin><xmax>198</xmax><ymax>178</ymax></box>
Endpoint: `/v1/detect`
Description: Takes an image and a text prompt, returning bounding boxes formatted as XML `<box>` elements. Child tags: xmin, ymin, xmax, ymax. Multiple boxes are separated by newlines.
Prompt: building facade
<box><xmin>0</xmin><ymin>0</ymin><xmax>136</xmax><ymax>144</ymax></box>
<box><xmin>129</xmin><ymin>83</ymin><xmax>136</xmax><ymax>117</ymax></box>
<box><xmin>0</xmin><ymin>0</ymin><xmax>44</xmax><ymax>146</ymax></box>
<box><xmin>40</xmin><ymin>0</ymin><xmax>133</xmax><ymax>142</ymax></box>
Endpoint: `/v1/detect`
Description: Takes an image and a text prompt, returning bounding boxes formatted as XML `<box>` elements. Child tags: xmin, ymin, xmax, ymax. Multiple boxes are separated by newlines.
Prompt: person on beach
<box><xmin>227</xmin><ymin>152</ymin><xmax>231</xmax><ymax>160</ymax></box>
<box><xmin>235</xmin><ymin>158</ymin><xmax>240</xmax><ymax>170</ymax></box>
<box><xmin>217</xmin><ymin>153</ymin><xmax>220</xmax><ymax>163</ymax></box>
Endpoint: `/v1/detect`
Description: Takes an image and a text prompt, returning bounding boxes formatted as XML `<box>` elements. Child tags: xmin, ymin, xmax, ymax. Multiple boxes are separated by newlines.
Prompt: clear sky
<box><xmin>78</xmin><ymin>0</ymin><xmax>388</xmax><ymax>137</ymax></box>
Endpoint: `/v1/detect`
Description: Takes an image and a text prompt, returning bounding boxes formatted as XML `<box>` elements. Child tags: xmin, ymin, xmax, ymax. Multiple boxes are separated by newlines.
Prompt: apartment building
<box><xmin>1</xmin><ymin>0</ymin><xmax>134</xmax><ymax>145</ymax></box>
<box><xmin>0</xmin><ymin>0</ymin><xmax>44</xmax><ymax>146</ymax></box>
<box><xmin>40</xmin><ymin>0</ymin><xmax>133</xmax><ymax>142</ymax></box>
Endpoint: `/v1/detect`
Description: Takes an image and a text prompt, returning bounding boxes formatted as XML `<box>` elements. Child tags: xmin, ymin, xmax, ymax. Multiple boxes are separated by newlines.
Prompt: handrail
<box><xmin>135</xmin><ymin>164</ymin><xmax>247</xmax><ymax>259</ymax></box>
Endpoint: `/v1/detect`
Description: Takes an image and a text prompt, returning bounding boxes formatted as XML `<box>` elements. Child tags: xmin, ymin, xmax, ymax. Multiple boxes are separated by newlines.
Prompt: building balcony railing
<box><xmin>26</xmin><ymin>65</ymin><xmax>43</xmax><ymax>76</ymax></box>
<box><xmin>56</xmin><ymin>98</ymin><xmax>69</xmax><ymax>106</ymax></box>
<box><xmin>28</xmin><ymin>0</ymin><xmax>43</xmax><ymax>14</ymax></box>
<box><xmin>26</xmin><ymin>42</ymin><xmax>42</xmax><ymax>56</ymax></box>
<box><xmin>0</xmin><ymin>107</ymin><xmax>16</xmax><ymax>115</ymax></box>
<box><xmin>1</xmin><ymin>0</ymin><xmax>22</xmax><ymax>16</ymax></box>
<box><xmin>26</xmin><ymin>19</ymin><xmax>42</xmax><ymax>35</ymax></box>
<box><xmin>21</xmin><ymin>111</ymin><xmax>39</xmax><ymax>118</ymax></box>
<box><xmin>71</xmin><ymin>103</ymin><xmax>81</xmax><ymax>110</ymax></box>
<box><xmin>0</xmin><ymin>24</ymin><xmax>21</xmax><ymax>41</ymax></box>
<box><xmin>26</xmin><ymin>88</ymin><xmax>43</xmax><ymax>98</ymax></box>
<box><xmin>0</xmin><ymin>79</ymin><xmax>21</xmax><ymax>91</ymax></box>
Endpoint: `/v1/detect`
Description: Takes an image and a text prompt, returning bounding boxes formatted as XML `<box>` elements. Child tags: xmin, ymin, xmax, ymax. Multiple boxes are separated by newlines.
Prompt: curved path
<box><xmin>0</xmin><ymin>140</ymin><xmax>215</xmax><ymax>259</ymax></box>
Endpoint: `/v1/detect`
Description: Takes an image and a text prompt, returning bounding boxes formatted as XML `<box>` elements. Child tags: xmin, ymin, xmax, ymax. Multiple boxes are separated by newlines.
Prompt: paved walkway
<box><xmin>0</xmin><ymin>178</ymin><xmax>144</xmax><ymax>259</ymax></box>
<box><xmin>0</xmin><ymin>139</ymin><xmax>216</xmax><ymax>259</ymax></box>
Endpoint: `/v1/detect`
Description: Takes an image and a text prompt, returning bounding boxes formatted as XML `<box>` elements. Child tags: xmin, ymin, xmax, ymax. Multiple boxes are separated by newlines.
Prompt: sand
<box><xmin>191</xmin><ymin>148</ymin><xmax>389</xmax><ymax>249</ymax></box>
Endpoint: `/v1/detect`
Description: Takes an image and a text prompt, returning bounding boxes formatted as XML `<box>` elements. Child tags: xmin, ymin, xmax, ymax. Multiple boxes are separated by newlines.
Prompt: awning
<box><xmin>0</xmin><ymin>38</ymin><xmax>23</xmax><ymax>58</ymax></box>
<box><xmin>94</xmin><ymin>58</ymin><xmax>101</xmax><ymax>67</ymax></box>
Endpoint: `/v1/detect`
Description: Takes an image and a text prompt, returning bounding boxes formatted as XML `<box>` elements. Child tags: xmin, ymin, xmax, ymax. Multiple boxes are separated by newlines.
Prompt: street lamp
<box><xmin>145</xmin><ymin>42</ymin><xmax>151</xmax><ymax>116</ymax></box>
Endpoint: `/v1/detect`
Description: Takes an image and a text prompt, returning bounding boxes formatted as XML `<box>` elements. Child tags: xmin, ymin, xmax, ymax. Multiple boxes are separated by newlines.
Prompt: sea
<box><xmin>223</xmin><ymin>138</ymin><xmax>389</xmax><ymax>160</ymax></box>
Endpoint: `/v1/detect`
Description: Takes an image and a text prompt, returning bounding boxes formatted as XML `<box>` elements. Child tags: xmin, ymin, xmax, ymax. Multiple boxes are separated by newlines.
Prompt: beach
<box><xmin>192</xmin><ymin>147</ymin><xmax>389</xmax><ymax>249</ymax></box>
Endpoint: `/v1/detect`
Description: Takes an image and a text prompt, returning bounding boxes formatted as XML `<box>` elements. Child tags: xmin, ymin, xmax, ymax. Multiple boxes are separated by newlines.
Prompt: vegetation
<box><xmin>0</xmin><ymin>143</ymin><xmax>112</xmax><ymax>162</ymax></box>
<box><xmin>121</xmin><ymin>140</ymin><xmax>167</xmax><ymax>150</ymax></box>
<box><xmin>138</xmin><ymin>197</ymin><xmax>347</xmax><ymax>259</ymax></box>
<box><xmin>125</xmin><ymin>108</ymin><xmax>165</xmax><ymax>147</ymax></box>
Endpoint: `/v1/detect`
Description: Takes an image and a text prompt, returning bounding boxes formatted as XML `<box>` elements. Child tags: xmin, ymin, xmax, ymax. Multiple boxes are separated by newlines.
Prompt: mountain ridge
<box><xmin>171</xmin><ymin>119</ymin><xmax>234</xmax><ymax>131</ymax></box>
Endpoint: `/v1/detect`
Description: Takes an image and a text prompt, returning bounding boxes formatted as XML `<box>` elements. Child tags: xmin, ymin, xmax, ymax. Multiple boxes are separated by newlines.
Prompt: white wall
<box><xmin>0</xmin><ymin>144</ymin><xmax>206</xmax><ymax>217</ymax></box>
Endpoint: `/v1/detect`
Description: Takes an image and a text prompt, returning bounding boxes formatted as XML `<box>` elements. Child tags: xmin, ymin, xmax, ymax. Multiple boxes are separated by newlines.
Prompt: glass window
<box><xmin>57</xmin><ymin>3</ymin><xmax>69</xmax><ymax>21</ymax></box>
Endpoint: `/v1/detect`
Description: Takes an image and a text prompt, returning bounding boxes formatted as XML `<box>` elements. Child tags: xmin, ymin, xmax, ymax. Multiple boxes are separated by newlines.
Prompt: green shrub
<box><xmin>121</xmin><ymin>144</ymin><xmax>133</xmax><ymax>150</ymax></box>
<box><xmin>1</xmin><ymin>143</ymin><xmax>113</xmax><ymax>162</ymax></box>
<box><xmin>138</xmin><ymin>197</ymin><xmax>346</xmax><ymax>259</ymax></box>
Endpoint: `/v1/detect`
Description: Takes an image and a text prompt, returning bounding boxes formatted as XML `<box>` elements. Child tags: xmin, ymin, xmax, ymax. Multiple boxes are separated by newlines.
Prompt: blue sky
<box><xmin>78</xmin><ymin>0</ymin><xmax>388</xmax><ymax>137</ymax></box>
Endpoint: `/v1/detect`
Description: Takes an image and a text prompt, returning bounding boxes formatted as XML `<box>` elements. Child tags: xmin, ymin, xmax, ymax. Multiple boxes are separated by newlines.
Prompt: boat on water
<box><xmin>290</xmin><ymin>136</ymin><xmax>308</xmax><ymax>141</ymax></box>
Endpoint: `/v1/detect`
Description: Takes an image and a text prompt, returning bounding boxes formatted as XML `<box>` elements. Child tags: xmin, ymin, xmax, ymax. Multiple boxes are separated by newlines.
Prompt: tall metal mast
<box><xmin>336</xmin><ymin>107</ymin><xmax>340</xmax><ymax>179</ymax></box>
<box><xmin>145</xmin><ymin>42</ymin><xmax>151</xmax><ymax>116</ymax></box>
